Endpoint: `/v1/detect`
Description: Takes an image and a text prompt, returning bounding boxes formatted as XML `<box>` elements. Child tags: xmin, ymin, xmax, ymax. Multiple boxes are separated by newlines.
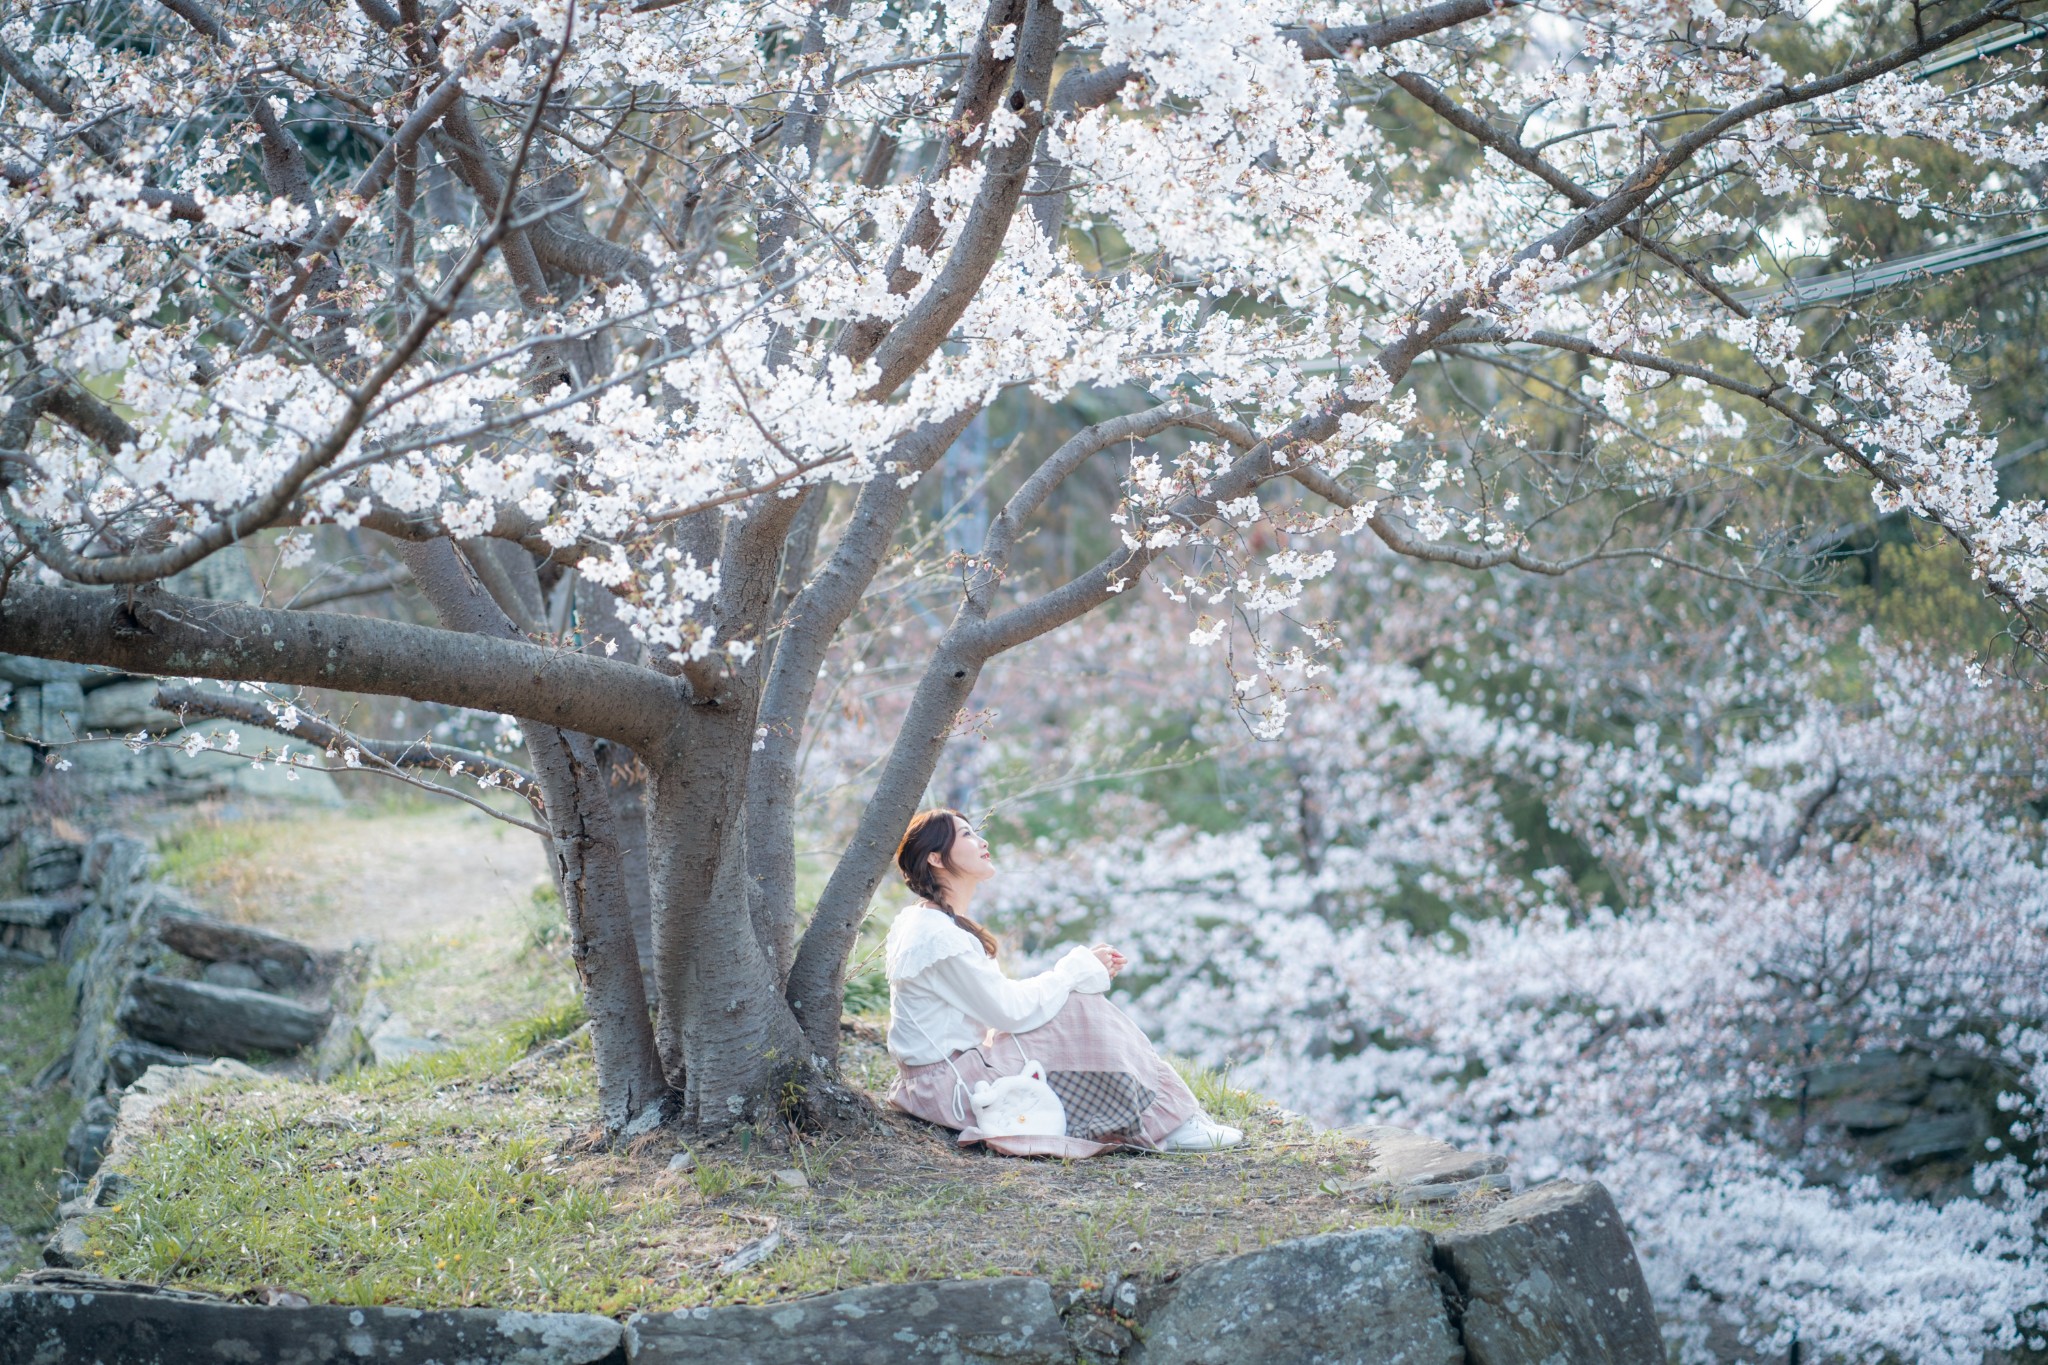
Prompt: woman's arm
<box><xmin>917</xmin><ymin>946</ymin><xmax>1110</xmax><ymax>1035</ymax></box>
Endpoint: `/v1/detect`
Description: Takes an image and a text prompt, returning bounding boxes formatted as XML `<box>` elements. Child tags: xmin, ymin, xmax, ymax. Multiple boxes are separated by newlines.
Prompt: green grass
<box><xmin>1170</xmin><ymin>1056</ymin><xmax>1264</xmax><ymax>1125</ymax></box>
<box><xmin>154</xmin><ymin>818</ymin><xmax>276</xmax><ymax>891</ymax></box>
<box><xmin>75</xmin><ymin>1007</ymin><xmax>1478</xmax><ymax>1315</ymax></box>
<box><xmin>501</xmin><ymin>997</ymin><xmax>587</xmax><ymax>1053</ymax></box>
<box><xmin>85</xmin><ymin>1032</ymin><xmax>682</xmax><ymax>1315</ymax></box>
<box><xmin>1</xmin><ymin>961</ymin><xmax>84</xmax><ymax>1271</ymax></box>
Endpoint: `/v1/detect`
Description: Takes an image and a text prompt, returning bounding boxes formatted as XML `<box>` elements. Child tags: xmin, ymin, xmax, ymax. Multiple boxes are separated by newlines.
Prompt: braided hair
<box><xmin>896</xmin><ymin>808</ymin><xmax>999</xmax><ymax>957</ymax></box>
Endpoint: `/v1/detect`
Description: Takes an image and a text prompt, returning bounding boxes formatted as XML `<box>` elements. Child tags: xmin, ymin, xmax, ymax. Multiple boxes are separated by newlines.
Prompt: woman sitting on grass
<box><xmin>884</xmin><ymin>807</ymin><xmax>1245</xmax><ymax>1157</ymax></box>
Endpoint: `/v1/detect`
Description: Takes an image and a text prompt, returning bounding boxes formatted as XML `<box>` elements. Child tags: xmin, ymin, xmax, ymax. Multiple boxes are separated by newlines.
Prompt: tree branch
<box><xmin>0</xmin><ymin>581</ymin><xmax>681</xmax><ymax>751</ymax></box>
<box><xmin>153</xmin><ymin>682</ymin><xmax>538</xmax><ymax>789</ymax></box>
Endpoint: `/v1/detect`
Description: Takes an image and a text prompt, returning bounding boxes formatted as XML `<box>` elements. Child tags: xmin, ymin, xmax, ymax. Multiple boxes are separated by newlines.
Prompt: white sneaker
<box><xmin>1162</xmin><ymin>1113</ymin><xmax>1245</xmax><ymax>1152</ymax></box>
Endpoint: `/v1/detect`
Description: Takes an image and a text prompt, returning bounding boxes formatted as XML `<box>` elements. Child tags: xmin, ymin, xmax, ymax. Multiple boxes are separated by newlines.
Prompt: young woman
<box><xmin>884</xmin><ymin>807</ymin><xmax>1245</xmax><ymax>1157</ymax></box>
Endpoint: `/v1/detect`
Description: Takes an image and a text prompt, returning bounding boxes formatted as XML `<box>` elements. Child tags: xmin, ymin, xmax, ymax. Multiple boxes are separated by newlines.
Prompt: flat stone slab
<box><xmin>627</xmin><ymin>1278</ymin><xmax>1073</xmax><ymax>1364</ymax></box>
<box><xmin>118</xmin><ymin>973</ymin><xmax>332</xmax><ymax>1059</ymax></box>
<box><xmin>1131</xmin><ymin>1226</ymin><xmax>1463</xmax><ymax>1365</ymax></box>
<box><xmin>1343</xmin><ymin>1124</ymin><xmax>1510</xmax><ymax>1188</ymax></box>
<box><xmin>0</xmin><ymin>897</ymin><xmax>83</xmax><ymax>929</ymax></box>
<box><xmin>0</xmin><ymin>1287</ymin><xmax>625</xmax><ymax>1365</ymax></box>
<box><xmin>1433</xmin><ymin>1180</ymin><xmax>1663</xmax><ymax>1365</ymax></box>
<box><xmin>155</xmin><ymin>910</ymin><xmax>318</xmax><ymax>986</ymax></box>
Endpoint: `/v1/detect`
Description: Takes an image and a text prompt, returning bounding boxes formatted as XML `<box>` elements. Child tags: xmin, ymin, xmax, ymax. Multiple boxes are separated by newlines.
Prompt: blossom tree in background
<box><xmin>3</xmin><ymin>0</ymin><xmax>2047</xmax><ymax>1135</ymax></box>
<box><xmin>973</xmin><ymin>551</ymin><xmax>2048</xmax><ymax>1361</ymax></box>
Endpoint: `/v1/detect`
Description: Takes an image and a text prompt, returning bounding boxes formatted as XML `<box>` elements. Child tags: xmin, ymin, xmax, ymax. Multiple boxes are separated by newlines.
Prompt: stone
<box><xmin>628</xmin><ymin>1278</ymin><xmax>1073</xmax><ymax>1365</ymax></box>
<box><xmin>369</xmin><ymin>1013</ymin><xmax>449</xmax><ymax>1065</ymax></box>
<box><xmin>82</xmin><ymin>679</ymin><xmax>179</xmax><ymax>733</ymax></box>
<box><xmin>772</xmin><ymin>1167</ymin><xmax>810</xmax><ymax>1191</ymax></box>
<box><xmin>21</xmin><ymin>829</ymin><xmax>84</xmax><ymax>894</ymax></box>
<box><xmin>666</xmin><ymin>1150</ymin><xmax>696</xmax><ymax>1174</ymax></box>
<box><xmin>1131</xmin><ymin>1226</ymin><xmax>1462</xmax><ymax>1365</ymax></box>
<box><xmin>40</xmin><ymin>1220</ymin><xmax>90</xmax><ymax>1269</ymax></box>
<box><xmin>9</xmin><ymin>687</ymin><xmax>42</xmax><ymax>749</ymax></box>
<box><xmin>716</xmin><ymin>1231</ymin><xmax>784</xmax><ymax>1275</ymax></box>
<box><xmin>1349</xmin><ymin>1123</ymin><xmax>1510</xmax><ymax>1185</ymax></box>
<box><xmin>80</xmin><ymin>832</ymin><xmax>152</xmax><ymax>897</ymax></box>
<box><xmin>1832</xmin><ymin>1099</ymin><xmax>1915</xmax><ymax>1132</ymax></box>
<box><xmin>0</xmin><ymin>1286</ymin><xmax>627</xmax><ymax>1364</ymax></box>
<box><xmin>90</xmin><ymin>1171</ymin><xmax>135</xmax><ymax>1208</ymax></box>
<box><xmin>34</xmin><ymin>680</ymin><xmax>87</xmax><ymax>745</ymax></box>
<box><xmin>61</xmin><ymin>874</ymin><xmax>161</xmax><ymax>1100</ymax></box>
<box><xmin>1872</xmin><ymin>1113</ymin><xmax>1981</xmax><ymax>1169</ymax></box>
<box><xmin>1432</xmin><ymin>1180</ymin><xmax>1663</xmax><ymax>1365</ymax></box>
<box><xmin>202</xmin><ymin>959</ymin><xmax>266</xmax><ymax>991</ymax></box>
<box><xmin>0</xmin><ymin>896</ymin><xmax>81</xmax><ymax>960</ymax></box>
<box><xmin>105</xmin><ymin>1039</ymin><xmax>207</xmax><ymax>1089</ymax></box>
<box><xmin>63</xmin><ymin>1096</ymin><xmax>119</xmax><ymax>1179</ymax></box>
<box><xmin>155</xmin><ymin>910</ymin><xmax>317</xmax><ymax>984</ymax></box>
<box><xmin>622</xmin><ymin>1100</ymin><xmax>665</xmax><ymax>1138</ymax></box>
<box><xmin>0</xmin><ymin>654</ymin><xmax>100</xmax><ymax>687</ymax></box>
<box><xmin>117</xmin><ymin>1059</ymin><xmax>263</xmax><ymax>1130</ymax></box>
<box><xmin>310</xmin><ymin>941</ymin><xmax>378</xmax><ymax>1081</ymax></box>
<box><xmin>1066</xmin><ymin>1312</ymin><xmax>1136</xmax><ymax>1362</ymax></box>
<box><xmin>1394</xmin><ymin>1173</ymin><xmax>1512</xmax><ymax>1207</ymax></box>
<box><xmin>118</xmin><ymin>973</ymin><xmax>333</xmax><ymax>1059</ymax></box>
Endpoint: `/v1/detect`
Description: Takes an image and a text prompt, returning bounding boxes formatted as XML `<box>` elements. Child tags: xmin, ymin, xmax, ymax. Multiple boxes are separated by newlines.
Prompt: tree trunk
<box><xmin>785</xmin><ymin>638</ymin><xmax>986</xmax><ymax>1060</ymax></box>
<box><xmin>596</xmin><ymin>740</ymin><xmax>659</xmax><ymax>1012</ymax></box>
<box><xmin>745</xmin><ymin>413</ymin><xmax>979</xmax><ymax>991</ymax></box>
<box><xmin>394</xmin><ymin>538</ymin><xmax>665</xmax><ymax>1127</ymax></box>
<box><xmin>524</xmin><ymin>724</ymin><xmax>668</xmax><ymax>1129</ymax></box>
<box><xmin>646</xmin><ymin>704</ymin><xmax>811</xmax><ymax>1125</ymax></box>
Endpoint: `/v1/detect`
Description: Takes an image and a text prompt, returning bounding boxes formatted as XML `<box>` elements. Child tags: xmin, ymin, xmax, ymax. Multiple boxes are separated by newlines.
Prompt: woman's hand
<box><xmin>1091</xmin><ymin>944</ymin><xmax>1127</xmax><ymax>978</ymax></box>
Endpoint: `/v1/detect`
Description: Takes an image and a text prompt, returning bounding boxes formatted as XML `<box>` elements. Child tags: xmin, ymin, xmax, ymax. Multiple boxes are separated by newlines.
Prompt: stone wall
<box><xmin>0</xmin><ymin>654</ymin><xmax>342</xmax><ymax>816</ymax></box>
<box><xmin>1</xmin><ymin>827</ymin><xmax>373</xmax><ymax>1217</ymax></box>
<box><xmin>3</xmin><ymin>1179</ymin><xmax>1665</xmax><ymax>1364</ymax></box>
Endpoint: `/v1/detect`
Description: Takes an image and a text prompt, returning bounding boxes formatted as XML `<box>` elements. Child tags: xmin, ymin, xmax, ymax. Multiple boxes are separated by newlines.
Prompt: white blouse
<box><xmin>884</xmin><ymin>903</ymin><xmax>1111</xmax><ymax>1065</ymax></box>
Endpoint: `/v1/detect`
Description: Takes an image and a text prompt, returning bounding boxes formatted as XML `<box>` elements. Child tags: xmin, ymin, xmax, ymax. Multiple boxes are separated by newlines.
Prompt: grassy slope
<box><xmin>37</xmin><ymin>801</ymin><xmax>1485</xmax><ymax>1309</ymax></box>
<box><xmin>79</xmin><ymin>1021</ymin><xmax>1463</xmax><ymax>1315</ymax></box>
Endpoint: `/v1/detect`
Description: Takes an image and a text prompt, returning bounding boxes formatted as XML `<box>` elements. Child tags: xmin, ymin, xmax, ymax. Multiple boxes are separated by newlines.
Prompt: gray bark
<box><xmin>395</xmin><ymin>538</ymin><xmax>666</xmax><ymax>1130</ymax></box>
<box><xmin>745</xmin><ymin>410</ymin><xmax>978</xmax><ymax>986</ymax></box>
<box><xmin>645</xmin><ymin>703</ymin><xmax>811</xmax><ymax>1121</ymax></box>
<box><xmin>0</xmin><ymin>582</ymin><xmax>679</xmax><ymax>752</ymax></box>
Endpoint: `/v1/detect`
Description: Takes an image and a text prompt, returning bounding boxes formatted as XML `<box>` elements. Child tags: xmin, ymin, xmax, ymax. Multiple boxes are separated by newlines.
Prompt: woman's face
<box><xmin>940</xmin><ymin>815</ymin><xmax>996</xmax><ymax>885</ymax></box>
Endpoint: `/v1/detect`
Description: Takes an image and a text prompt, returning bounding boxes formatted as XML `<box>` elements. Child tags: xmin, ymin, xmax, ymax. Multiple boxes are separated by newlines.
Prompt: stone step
<box><xmin>154</xmin><ymin>909</ymin><xmax>318</xmax><ymax>988</ymax></box>
<box><xmin>117</xmin><ymin>973</ymin><xmax>333</xmax><ymax>1059</ymax></box>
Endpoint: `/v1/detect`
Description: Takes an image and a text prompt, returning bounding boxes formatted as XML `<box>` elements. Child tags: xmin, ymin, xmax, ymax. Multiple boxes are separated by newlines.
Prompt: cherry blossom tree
<box><xmin>3</xmin><ymin>0</ymin><xmax>2047</xmax><ymax>1132</ymax></box>
<box><xmin>977</xmin><ymin>590</ymin><xmax>2048</xmax><ymax>1361</ymax></box>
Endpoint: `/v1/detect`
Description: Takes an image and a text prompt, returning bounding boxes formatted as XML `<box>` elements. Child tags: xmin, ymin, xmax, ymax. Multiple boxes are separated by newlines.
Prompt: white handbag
<box><xmin>968</xmin><ymin>1055</ymin><xmax>1067</xmax><ymax>1138</ymax></box>
<box><xmin>901</xmin><ymin>1012</ymin><xmax>1067</xmax><ymax>1138</ymax></box>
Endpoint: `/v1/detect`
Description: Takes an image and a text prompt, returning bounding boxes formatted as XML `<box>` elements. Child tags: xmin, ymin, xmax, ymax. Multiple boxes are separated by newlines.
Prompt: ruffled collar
<box><xmin>885</xmin><ymin>902</ymin><xmax>982</xmax><ymax>982</ymax></box>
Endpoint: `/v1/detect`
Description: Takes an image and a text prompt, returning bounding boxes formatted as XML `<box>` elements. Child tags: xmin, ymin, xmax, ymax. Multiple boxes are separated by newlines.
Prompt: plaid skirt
<box><xmin>889</xmin><ymin>991</ymin><xmax>1201</xmax><ymax>1158</ymax></box>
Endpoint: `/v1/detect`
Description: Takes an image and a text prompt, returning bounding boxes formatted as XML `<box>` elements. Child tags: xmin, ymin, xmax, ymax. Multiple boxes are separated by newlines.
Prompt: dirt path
<box><xmin>159</xmin><ymin>800</ymin><xmax>569</xmax><ymax>1043</ymax></box>
<box><xmin>161</xmin><ymin>799</ymin><xmax>549</xmax><ymax>947</ymax></box>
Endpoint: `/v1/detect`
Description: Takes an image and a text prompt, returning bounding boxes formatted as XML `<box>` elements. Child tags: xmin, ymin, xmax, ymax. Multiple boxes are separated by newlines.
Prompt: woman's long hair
<box><xmin>896</xmin><ymin>808</ymin><xmax>999</xmax><ymax>957</ymax></box>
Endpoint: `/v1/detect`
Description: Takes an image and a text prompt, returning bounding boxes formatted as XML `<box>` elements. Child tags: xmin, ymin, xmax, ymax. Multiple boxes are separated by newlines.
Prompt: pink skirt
<box><xmin>889</xmin><ymin>991</ymin><xmax>1201</xmax><ymax>1159</ymax></box>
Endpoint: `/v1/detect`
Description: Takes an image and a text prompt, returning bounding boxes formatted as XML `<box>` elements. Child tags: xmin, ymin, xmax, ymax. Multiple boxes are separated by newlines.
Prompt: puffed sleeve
<box><xmin>916</xmin><ymin>945</ymin><xmax>1110</xmax><ymax>1035</ymax></box>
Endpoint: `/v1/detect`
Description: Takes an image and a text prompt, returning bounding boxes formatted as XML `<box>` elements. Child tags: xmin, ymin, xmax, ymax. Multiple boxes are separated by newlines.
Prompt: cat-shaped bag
<box><xmin>967</xmin><ymin>1059</ymin><xmax>1066</xmax><ymax>1137</ymax></box>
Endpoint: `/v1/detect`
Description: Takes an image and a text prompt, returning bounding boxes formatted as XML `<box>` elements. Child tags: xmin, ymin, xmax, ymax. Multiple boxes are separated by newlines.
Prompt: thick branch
<box><xmin>748</xmin><ymin>409</ymin><xmax>979</xmax><ymax>981</ymax></box>
<box><xmin>0</xmin><ymin>581</ymin><xmax>680</xmax><ymax>751</ymax></box>
<box><xmin>835</xmin><ymin>0</ymin><xmax>1030</xmax><ymax>370</ymax></box>
<box><xmin>860</xmin><ymin>0</ymin><xmax>1064</xmax><ymax>398</ymax></box>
